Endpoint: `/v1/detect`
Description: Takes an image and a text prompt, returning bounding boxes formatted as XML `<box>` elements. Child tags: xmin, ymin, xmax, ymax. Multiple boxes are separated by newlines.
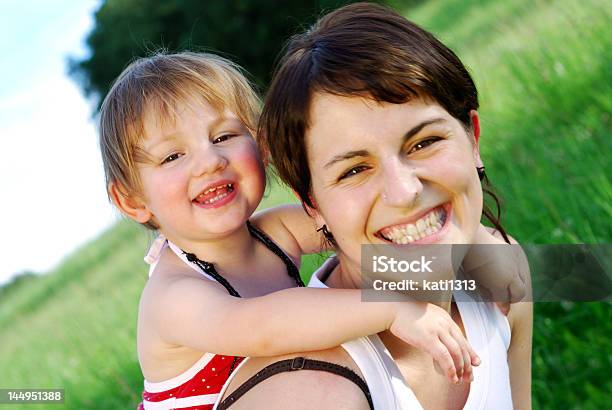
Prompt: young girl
<box><xmin>99</xmin><ymin>52</ymin><xmax>516</xmax><ymax>410</ymax></box>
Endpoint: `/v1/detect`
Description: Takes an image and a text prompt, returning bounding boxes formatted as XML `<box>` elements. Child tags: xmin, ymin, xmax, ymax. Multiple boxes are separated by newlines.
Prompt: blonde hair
<box><xmin>99</xmin><ymin>51</ymin><xmax>260</xmax><ymax>228</ymax></box>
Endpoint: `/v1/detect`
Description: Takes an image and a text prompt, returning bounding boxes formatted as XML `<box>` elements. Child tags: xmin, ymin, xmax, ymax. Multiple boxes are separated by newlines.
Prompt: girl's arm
<box><xmin>463</xmin><ymin>226</ymin><xmax>529</xmax><ymax>314</ymax></box>
<box><xmin>145</xmin><ymin>273</ymin><xmax>479</xmax><ymax>383</ymax></box>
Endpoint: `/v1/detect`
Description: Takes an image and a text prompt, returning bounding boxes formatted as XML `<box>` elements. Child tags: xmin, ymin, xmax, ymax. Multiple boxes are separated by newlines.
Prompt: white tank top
<box><xmin>308</xmin><ymin>257</ymin><xmax>513</xmax><ymax>410</ymax></box>
<box><xmin>214</xmin><ymin>256</ymin><xmax>513</xmax><ymax>409</ymax></box>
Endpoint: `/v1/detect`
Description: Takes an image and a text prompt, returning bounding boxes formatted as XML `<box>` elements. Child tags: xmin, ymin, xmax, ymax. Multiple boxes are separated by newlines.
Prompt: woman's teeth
<box><xmin>195</xmin><ymin>183</ymin><xmax>234</xmax><ymax>204</ymax></box>
<box><xmin>380</xmin><ymin>208</ymin><xmax>446</xmax><ymax>244</ymax></box>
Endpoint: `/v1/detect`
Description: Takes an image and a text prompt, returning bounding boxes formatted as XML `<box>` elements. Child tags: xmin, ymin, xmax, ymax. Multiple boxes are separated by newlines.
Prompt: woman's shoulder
<box><xmin>218</xmin><ymin>347</ymin><xmax>371</xmax><ymax>410</ymax></box>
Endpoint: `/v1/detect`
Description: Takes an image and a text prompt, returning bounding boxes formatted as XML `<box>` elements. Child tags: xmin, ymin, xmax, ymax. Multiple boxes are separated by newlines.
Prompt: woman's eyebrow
<box><xmin>322</xmin><ymin>118</ymin><xmax>447</xmax><ymax>169</ymax></box>
<box><xmin>324</xmin><ymin>150</ymin><xmax>369</xmax><ymax>169</ymax></box>
<box><xmin>402</xmin><ymin>117</ymin><xmax>446</xmax><ymax>143</ymax></box>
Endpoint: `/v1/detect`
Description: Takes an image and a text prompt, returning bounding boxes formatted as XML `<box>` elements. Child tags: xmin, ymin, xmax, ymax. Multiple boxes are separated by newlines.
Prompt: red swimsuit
<box><xmin>139</xmin><ymin>353</ymin><xmax>244</xmax><ymax>409</ymax></box>
<box><xmin>138</xmin><ymin>221</ymin><xmax>303</xmax><ymax>409</ymax></box>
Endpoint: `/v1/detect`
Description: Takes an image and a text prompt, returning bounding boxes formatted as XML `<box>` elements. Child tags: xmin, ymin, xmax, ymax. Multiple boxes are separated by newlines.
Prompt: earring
<box><xmin>477</xmin><ymin>166</ymin><xmax>486</xmax><ymax>181</ymax></box>
<box><xmin>316</xmin><ymin>224</ymin><xmax>335</xmax><ymax>243</ymax></box>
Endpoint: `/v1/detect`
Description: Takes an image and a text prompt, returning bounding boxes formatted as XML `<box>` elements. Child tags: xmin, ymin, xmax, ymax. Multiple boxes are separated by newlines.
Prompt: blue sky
<box><xmin>0</xmin><ymin>0</ymin><xmax>119</xmax><ymax>284</ymax></box>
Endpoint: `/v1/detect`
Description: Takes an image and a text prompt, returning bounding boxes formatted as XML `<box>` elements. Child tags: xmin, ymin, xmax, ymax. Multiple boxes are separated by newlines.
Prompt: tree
<box><xmin>70</xmin><ymin>0</ymin><xmax>384</xmax><ymax>110</ymax></box>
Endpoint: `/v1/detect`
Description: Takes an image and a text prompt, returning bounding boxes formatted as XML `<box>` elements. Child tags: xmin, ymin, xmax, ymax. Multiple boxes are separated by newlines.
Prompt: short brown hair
<box><xmin>99</xmin><ymin>51</ymin><xmax>260</xmax><ymax>228</ymax></box>
<box><xmin>260</xmin><ymin>2</ymin><xmax>478</xmax><ymax>208</ymax></box>
<box><xmin>260</xmin><ymin>2</ymin><xmax>508</xmax><ymax>241</ymax></box>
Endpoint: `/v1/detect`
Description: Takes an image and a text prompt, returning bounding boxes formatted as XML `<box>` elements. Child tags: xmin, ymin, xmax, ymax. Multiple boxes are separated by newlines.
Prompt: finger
<box><xmin>514</xmin><ymin>245</ymin><xmax>529</xmax><ymax>290</ymax></box>
<box><xmin>509</xmin><ymin>276</ymin><xmax>526</xmax><ymax>303</ymax></box>
<box><xmin>496</xmin><ymin>301</ymin><xmax>510</xmax><ymax>316</ymax></box>
<box><xmin>438</xmin><ymin>332</ymin><xmax>463</xmax><ymax>383</ymax></box>
<box><xmin>490</xmin><ymin>278</ymin><xmax>509</xmax><ymax>303</ymax></box>
<box><xmin>450</xmin><ymin>322</ymin><xmax>480</xmax><ymax>367</ymax></box>
<box><xmin>431</xmin><ymin>339</ymin><xmax>458</xmax><ymax>383</ymax></box>
<box><xmin>450</xmin><ymin>325</ymin><xmax>473</xmax><ymax>382</ymax></box>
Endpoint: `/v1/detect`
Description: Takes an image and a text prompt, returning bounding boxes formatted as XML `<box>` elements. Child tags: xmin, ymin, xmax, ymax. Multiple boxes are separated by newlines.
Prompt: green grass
<box><xmin>1</xmin><ymin>0</ymin><xmax>610</xmax><ymax>408</ymax></box>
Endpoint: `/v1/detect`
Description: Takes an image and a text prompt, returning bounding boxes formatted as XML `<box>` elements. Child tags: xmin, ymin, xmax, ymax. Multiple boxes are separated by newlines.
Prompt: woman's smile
<box><xmin>376</xmin><ymin>203</ymin><xmax>452</xmax><ymax>245</ymax></box>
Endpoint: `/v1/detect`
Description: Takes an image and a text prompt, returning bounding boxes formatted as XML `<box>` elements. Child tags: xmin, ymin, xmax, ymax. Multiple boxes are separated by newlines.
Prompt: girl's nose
<box><xmin>380</xmin><ymin>158</ymin><xmax>423</xmax><ymax>208</ymax></box>
<box><xmin>191</xmin><ymin>144</ymin><xmax>228</xmax><ymax>177</ymax></box>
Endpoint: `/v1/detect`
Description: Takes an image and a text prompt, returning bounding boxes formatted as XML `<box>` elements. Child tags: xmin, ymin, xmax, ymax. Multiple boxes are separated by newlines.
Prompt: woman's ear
<box><xmin>304</xmin><ymin>194</ymin><xmax>327</xmax><ymax>228</ymax></box>
<box><xmin>469</xmin><ymin>110</ymin><xmax>484</xmax><ymax>168</ymax></box>
<box><xmin>108</xmin><ymin>182</ymin><xmax>152</xmax><ymax>224</ymax></box>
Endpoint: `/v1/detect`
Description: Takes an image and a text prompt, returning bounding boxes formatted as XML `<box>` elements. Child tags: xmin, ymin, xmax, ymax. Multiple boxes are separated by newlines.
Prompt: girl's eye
<box><xmin>408</xmin><ymin>137</ymin><xmax>442</xmax><ymax>154</ymax></box>
<box><xmin>339</xmin><ymin>165</ymin><xmax>369</xmax><ymax>181</ymax></box>
<box><xmin>161</xmin><ymin>153</ymin><xmax>183</xmax><ymax>164</ymax></box>
<box><xmin>213</xmin><ymin>134</ymin><xmax>237</xmax><ymax>144</ymax></box>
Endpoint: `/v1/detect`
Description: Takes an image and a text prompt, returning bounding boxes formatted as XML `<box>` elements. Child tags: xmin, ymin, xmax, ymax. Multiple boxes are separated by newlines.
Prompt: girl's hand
<box><xmin>463</xmin><ymin>224</ymin><xmax>528</xmax><ymax>314</ymax></box>
<box><xmin>389</xmin><ymin>302</ymin><xmax>480</xmax><ymax>384</ymax></box>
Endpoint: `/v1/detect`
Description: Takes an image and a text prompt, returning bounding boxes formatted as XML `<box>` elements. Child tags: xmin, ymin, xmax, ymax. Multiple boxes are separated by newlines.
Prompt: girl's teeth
<box><xmin>204</xmin><ymin>191</ymin><xmax>229</xmax><ymax>204</ymax></box>
<box><xmin>202</xmin><ymin>183</ymin><xmax>233</xmax><ymax>195</ymax></box>
<box><xmin>196</xmin><ymin>183</ymin><xmax>234</xmax><ymax>204</ymax></box>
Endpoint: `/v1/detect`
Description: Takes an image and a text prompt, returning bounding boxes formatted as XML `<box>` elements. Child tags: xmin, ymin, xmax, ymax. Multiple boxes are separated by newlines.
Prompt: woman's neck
<box><xmin>327</xmin><ymin>253</ymin><xmax>454</xmax><ymax>313</ymax></box>
<box><xmin>325</xmin><ymin>253</ymin><xmax>362</xmax><ymax>289</ymax></box>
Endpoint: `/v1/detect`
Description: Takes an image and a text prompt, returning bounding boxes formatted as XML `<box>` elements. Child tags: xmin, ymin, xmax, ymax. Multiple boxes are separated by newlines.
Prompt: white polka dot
<box><xmin>202</xmin><ymin>378</ymin><xmax>205</xmax><ymax>382</ymax></box>
<box><xmin>206</xmin><ymin>385</ymin><xmax>210</xmax><ymax>389</ymax></box>
<box><xmin>212</xmin><ymin>368</ymin><xmax>216</xmax><ymax>371</ymax></box>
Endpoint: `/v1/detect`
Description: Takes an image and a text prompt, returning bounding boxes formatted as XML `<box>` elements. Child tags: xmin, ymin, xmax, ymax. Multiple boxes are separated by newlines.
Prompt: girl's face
<box><xmin>135</xmin><ymin>99</ymin><xmax>265</xmax><ymax>245</ymax></box>
<box><xmin>306</xmin><ymin>93</ymin><xmax>483</xmax><ymax>273</ymax></box>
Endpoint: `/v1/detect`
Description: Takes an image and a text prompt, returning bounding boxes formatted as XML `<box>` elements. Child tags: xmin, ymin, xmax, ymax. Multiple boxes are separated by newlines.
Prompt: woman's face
<box><xmin>306</xmin><ymin>93</ymin><xmax>483</xmax><ymax>272</ymax></box>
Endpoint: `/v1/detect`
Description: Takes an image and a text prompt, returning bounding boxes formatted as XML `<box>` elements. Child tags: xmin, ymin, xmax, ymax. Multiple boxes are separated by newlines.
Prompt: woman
<box><xmin>217</xmin><ymin>3</ymin><xmax>532</xmax><ymax>409</ymax></box>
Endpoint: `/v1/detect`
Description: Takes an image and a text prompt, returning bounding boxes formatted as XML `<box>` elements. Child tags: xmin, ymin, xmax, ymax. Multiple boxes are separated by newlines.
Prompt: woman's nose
<box><xmin>380</xmin><ymin>159</ymin><xmax>423</xmax><ymax>208</ymax></box>
<box><xmin>191</xmin><ymin>144</ymin><xmax>228</xmax><ymax>177</ymax></box>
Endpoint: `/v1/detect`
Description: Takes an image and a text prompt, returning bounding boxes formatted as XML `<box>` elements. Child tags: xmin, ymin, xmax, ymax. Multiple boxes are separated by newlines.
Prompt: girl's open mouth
<box><xmin>193</xmin><ymin>182</ymin><xmax>237</xmax><ymax>209</ymax></box>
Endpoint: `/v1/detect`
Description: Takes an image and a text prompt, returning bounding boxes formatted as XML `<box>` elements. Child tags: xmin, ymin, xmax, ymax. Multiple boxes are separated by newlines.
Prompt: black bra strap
<box><xmin>246</xmin><ymin>220</ymin><xmax>305</xmax><ymax>287</ymax></box>
<box><xmin>217</xmin><ymin>357</ymin><xmax>373</xmax><ymax>410</ymax></box>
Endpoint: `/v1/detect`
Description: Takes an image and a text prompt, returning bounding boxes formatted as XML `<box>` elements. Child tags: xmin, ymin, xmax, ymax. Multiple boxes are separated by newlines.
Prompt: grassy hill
<box><xmin>1</xmin><ymin>0</ymin><xmax>610</xmax><ymax>408</ymax></box>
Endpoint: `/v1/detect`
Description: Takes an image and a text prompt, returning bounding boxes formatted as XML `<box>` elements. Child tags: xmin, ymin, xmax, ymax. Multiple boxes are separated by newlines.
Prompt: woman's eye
<box><xmin>339</xmin><ymin>165</ymin><xmax>369</xmax><ymax>180</ymax></box>
<box><xmin>213</xmin><ymin>134</ymin><xmax>237</xmax><ymax>144</ymax></box>
<box><xmin>408</xmin><ymin>137</ymin><xmax>442</xmax><ymax>154</ymax></box>
<box><xmin>161</xmin><ymin>153</ymin><xmax>182</xmax><ymax>164</ymax></box>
